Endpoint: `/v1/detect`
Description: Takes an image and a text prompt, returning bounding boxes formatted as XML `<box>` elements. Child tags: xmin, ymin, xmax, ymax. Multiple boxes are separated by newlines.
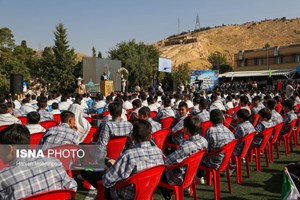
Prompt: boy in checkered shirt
<box><xmin>251</xmin><ymin>108</ymin><xmax>273</xmax><ymax>147</ymax></box>
<box><xmin>82</xmin><ymin>119</ymin><xmax>164</xmax><ymax>200</ymax></box>
<box><xmin>0</xmin><ymin>124</ymin><xmax>77</xmax><ymax>199</ymax></box>
<box><xmin>160</xmin><ymin>116</ymin><xmax>207</xmax><ymax>199</ymax></box>
<box><xmin>233</xmin><ymin>109</ymin><xmax>255</xmax><ymax>156</ymax></box>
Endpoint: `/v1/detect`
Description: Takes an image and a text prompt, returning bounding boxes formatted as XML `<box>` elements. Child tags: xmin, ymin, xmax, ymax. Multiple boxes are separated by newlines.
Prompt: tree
<box><xmin>207</xmin><ymin>51</ymin><xmax>233</xmax><ymax>73</ymax></box>
<box><xmin>0</xmin><ymin>27</ymin><xmax>15</xmax><ymax>49</ymax></box>
<box><xmin>218</xmin><ymin>64</ymin><xmax>233</xmax><ymax>73</ymax></box>
<box><xmin>0</xmin><ymin>28</ymin><xmax>32</xmax><ymax>94</ymax></box>
<box><xmin>92</xmin><ymin>46</ymin><xmax>96</xmax><ymax>57</ymax></box>
<box><xmin>108</xmin><ymin>40</ymin><xmax>160</xmax><ymax>89</ymax></box>
<box><xmin>36</xmin><ymin>47</ymin><xmax>55</xmax><ymax>86</ymax></box>
<box><xmin>172</xmin><ymin>62</ymin><xmax>190</xmax><ymax>86</ymax></box>
<box><xmin>263</xmin><ymin>43</ymin><xmax>270</xmax><ymax>49</ymax></box>
<box><xmin>97</xmin><ymin>51</ymin><xmax>102</xmax><ymax>58</ymax></box>
<box><xmin>208</xmin><ymin>51</ymin><xmax>227</xmax><ymax>69</ymax></box>
<box><xmin>47</xmin><ymin>23</ymin><xmax>78</xmax><ymax>93</ymax></box>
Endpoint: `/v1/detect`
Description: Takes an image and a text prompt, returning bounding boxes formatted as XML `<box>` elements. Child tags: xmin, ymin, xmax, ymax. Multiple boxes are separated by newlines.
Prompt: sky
<box><xmin>1</xmin><ymin>0</ymin><xmax>300</xmax><ymax>57</ymax></box>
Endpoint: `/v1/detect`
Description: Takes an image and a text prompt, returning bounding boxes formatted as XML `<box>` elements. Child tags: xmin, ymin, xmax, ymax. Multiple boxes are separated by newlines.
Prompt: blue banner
<box><xmin>297</xmin><ymin>66</ymin><xmax>300</xmax><ymax>76</ymax></box>
<box><xmin>190</xmin><ymin>70</ymin><xmax>219</xmax><ymax>91</ymax></box>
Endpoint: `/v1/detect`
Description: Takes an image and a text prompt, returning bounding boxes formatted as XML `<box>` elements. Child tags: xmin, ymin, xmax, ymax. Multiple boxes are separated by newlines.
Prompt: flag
<box><xmin>281</xmin><ymin>169</ymin><xmax>300</xmax><ymax>200</ymax></box>
<box><xmin>269</xmin><ymin>68</ymin><xmax>273</xmax><ymax>77</ymax></box>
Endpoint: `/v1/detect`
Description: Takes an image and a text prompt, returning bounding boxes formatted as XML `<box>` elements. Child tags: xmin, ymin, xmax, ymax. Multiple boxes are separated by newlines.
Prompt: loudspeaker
<box><xmin>10</xmin><ymin>74</ymin><xmax>23</xmax><ymax>94</ymax></box>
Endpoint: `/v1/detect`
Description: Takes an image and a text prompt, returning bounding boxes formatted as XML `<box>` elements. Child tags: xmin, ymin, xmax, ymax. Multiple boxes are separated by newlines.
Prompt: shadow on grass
<box><xmin>263</xmin><ymin>173</ymin><xmax>282</xmax><ymax>194</ymax></box>
<box><xmin>273</xmin><ymin>160</ymin><xmax>296</xmax><ymax>165</ymax></box>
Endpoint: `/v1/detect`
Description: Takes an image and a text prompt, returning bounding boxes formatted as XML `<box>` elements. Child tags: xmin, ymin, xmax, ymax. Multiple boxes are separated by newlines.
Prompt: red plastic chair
<box><xmin>199</xmin><ymin>140</ymin><xmax>237</xmax><ymax>200</ymax></box>
<box><xmin>150</xmin><ymin>111</ymin><xmax>157</xmax><ymax>118</ymax></box>
<box><xmin>233</xmin><ymin>106</ymin><xmax>241</xmax><ymax>114</ymax></box>
<box><xmin>268</xmin><ymin>122</ymin><xmax>284</xmax><ymax>162</ymax></box>
<box><xmin>165</xmin><ymin>129</ymin><xmax>186</xmax><ymax>150</ymax></box>
<box><xmin>40</xmin><ymin>120</ymin><xmax>58</xmax><ymax>129</ymax></box>
<box><xmin>18</xmin><ymin>116</ymin><xmax>28</xmax><ymax>125</ymax></box>
<box><xmin>160</xmin><ymin>117</ymin><xmax>175</xmax><ymax>129</ymax></box>
<box><xmin>102</xmin><ymin>111</ymin><xmax>110</xmax><ymax>117</ymax></box>
<box><xmin>82</xmin><ymin>126</ymin><xmax>99</xmax><ymax>144</ymax></box>
<box><xmin>125</xmin><ymin>113</ymin><xmax>131</xmax><ymax>121</ymax></box>
<box><xmin>251</xmin><ymin>114</ymin><xmax>260</xmax><ymax>127</ymax></box>
<box><xmin>30</xmin><ymin>132</ymin><xmax>44</xmax><ymax>149</ymax></box>
<box><xmin>107</xmin><ymin>136</ymin><xmax>128</xmax><ymax>160</ymax></box>
<box><xmin>227</xmin><ymin>108</ymin><xmax>234</xmax><ymax>116</ymax></box>
<box><xmin>21</xmin><ymin>189</ymin><xmax>76</xmax><ymax>200</ymax></box>
<box><xmin>53</xmin><ymin>114</ymin><xmax>61</xmax><ymax>125</ymax></box>
<box><xmin>292</xmin><ymin>118</ymin><xmax>300</xmax><ymax>147</ymax></box>
<box><xmin>126</xmin><ymin>108</ymin><xmax>134</xmax><ymax>115</ymax></box>
<box><xmin>248</xmin><ymin>127</ymin><xmax>274</xmax><ymax>172</ymax></box>
<box><xmin>152</xmin><ymin>129</ymin><xmax>169</xmax><ymax>151</ymax></box>
<box><xmin>0</xmin><ymin>159</ymin><xmax>8</xmax><ymax>170</ymax></box>
<box><xmin>232</xmin><ymin>132</ymin><xmax>255</xmax><ymax>184</ymax></box>
<box><xmin>0</xmin><ymin>125</ymin><xmax>8</xmax><ymax>131</ymax></box>
<box><xmin>85</xmin><ymin>117</ymin><xmax>94</xmax><ymax>124</ymax></box>
<box><xmin>279</xmin><ymin>119</ymin><xmax>297</xmax><ymax>155</ymax></box>
<box><xmin>43</xmin><ymin>144</ymin><xmax>80</xmax><ymax>177</ymax></box>
<box><xmin>200</xmin><ymin>121</ymin><xmax>213</xmax><ymax>136</ymax></box>
<box><xmin>159</xmin><ymin>150</ymin><xmax>206</xmax><ymax>200</ymax></box>
<box><xmin>275</xmin><ymin>103</ymin><xmax>282</xmax><ymax>114</ymax></box>
<box><xmin>223</xmin><ymin>117</ymin><xmax>233</xmax><ymax>129</ymax></box>
<box><xmin>97</xmin><ymin>165</ymin><xmax>166</xmax><ymax>200</ymax></box>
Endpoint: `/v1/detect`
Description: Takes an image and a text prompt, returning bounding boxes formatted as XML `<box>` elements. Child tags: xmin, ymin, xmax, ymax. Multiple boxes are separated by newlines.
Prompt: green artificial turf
<box><xmin>75</xmin><ymin>140</ymin><xmax>300</xmax><ymax>200</ymax></box>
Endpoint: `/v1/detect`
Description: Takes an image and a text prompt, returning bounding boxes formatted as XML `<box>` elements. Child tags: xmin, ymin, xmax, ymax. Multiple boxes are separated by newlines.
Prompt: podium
<box><xmin>100</xmin><ymin>80</ymin><xmax>114</xmax><ymax>96</ymax></box>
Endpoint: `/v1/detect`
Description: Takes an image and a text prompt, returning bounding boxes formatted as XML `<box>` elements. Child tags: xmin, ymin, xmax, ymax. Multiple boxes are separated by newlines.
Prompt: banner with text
<box><xmin>190</xmin><ymin>70</ymin><xmax>219</xmax><ymax>91</ymax></box>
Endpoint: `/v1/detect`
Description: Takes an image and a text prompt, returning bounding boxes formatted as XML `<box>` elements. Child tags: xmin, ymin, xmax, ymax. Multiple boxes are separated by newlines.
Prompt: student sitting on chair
<box><xmin>251</xmin><ymin>108</ymin><xmax>273</xmax><ymax>147</ymax></box>
<box><xmin>138</xmin><ymin>106</ymin><xmax>161</xmax><ymax>133</ymax></box>
<box><xmin>51</xmin><ymin>102</ymin><xmax>61</xmax><ymax>115</ymax></box>
<box><xmin>82</xmin><ymin>119</ymin><xmax>164</xmax><ymax>200</ymax></box>
<box><xmin>200</xmin><ymin>109</ymin><xmax>235</xmax><ymax>169</ymax></box>
<box><xmin>233</xmin><ymin>109</ymin><xmax>255</xmax><ymax>156</ymax></box>
<box><xmin>160</xmin><ymin>116</ymin><xmax>208</xmax><ymax>199</ymax></box>
<box><xmin>0</xmin><ymin>124</ymin><xmax>77</xmax><ymax>199</ymax></box>
<box><xmin>0</xmin><ymin>104</ymin><xmax>21</xmax><ymax>126</ymax></box>
<box><xmin>37</xmin><ymin>97</ymin><xmax>54</xmax><ymax>122</ymax></box>
<box><xmin>280</xmin><ymin>99</ymin><xmax>297</xmax><ymax>135</ymax></box>
<box><xmin>25</xmin><ymin>111</ymin><xmax>46</xmax><ymax>134</ymax></box>
<box><xmin>169</xmin><ymin>102</ymin><xmax>189</xmax><ymax>145</ymax></box>
<box><xmin>153</xmin><ymin>97</ymin><xmax>175</xmax><ymax>122</ymax></box>
<box><xmin>39</xmin><ymin>111</ymin><xmax>79</xmax><ymax>150</ymax></box>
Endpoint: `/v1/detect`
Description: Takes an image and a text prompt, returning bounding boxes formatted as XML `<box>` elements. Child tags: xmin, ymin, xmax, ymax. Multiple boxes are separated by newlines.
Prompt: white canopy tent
<box><xmin>219</xmin><ymin>69</ymin><xmax>297</xmax><ymax>80</ymax></box>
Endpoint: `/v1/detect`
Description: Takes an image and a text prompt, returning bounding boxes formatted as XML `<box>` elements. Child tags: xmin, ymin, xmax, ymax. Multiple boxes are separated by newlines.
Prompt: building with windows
<box><xmin>234</xmin><ymin>44</ymin><xmax>300</xmax><ymax>71</ymax></box>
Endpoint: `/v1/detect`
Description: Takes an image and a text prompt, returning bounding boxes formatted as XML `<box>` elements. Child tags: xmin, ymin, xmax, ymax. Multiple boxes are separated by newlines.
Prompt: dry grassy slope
<box><xmin>154</xmin><ymin>18</ymin><xmax>300</xmax><ymax>70</ymax></box>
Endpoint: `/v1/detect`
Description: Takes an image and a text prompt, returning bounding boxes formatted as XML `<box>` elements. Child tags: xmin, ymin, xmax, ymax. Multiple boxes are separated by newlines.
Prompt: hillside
<box><xmin>153</xmin><ymin>18</ymin><xmax>300</xmax><ymax>69</ymax></box>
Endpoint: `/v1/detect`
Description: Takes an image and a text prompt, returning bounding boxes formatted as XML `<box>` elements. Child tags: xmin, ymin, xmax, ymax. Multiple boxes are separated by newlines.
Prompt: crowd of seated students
<box><xmin>0</xmin><ymin>81</ymin><xmax>300</xmax><ymax>199</ymax></box>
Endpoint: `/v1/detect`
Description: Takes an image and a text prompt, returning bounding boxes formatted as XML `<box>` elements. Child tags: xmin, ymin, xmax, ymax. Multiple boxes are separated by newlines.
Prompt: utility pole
<box><xmin>195</xmin><ymin>14</ymin><xmax>200</xmax><ymax>30</ymax></box>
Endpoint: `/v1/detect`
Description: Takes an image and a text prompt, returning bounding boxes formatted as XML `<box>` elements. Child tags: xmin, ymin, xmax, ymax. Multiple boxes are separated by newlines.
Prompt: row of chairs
<box><xmin>13</xmin><ymin>119</ymin><xmax>300</xmax><ymax>200</ymax></box>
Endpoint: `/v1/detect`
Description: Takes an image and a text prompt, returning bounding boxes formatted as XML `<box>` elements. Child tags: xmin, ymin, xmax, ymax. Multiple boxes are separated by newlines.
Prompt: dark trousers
<box><xmin>81</xmin><ymin>171</ymin><xmax>111</xmax><ymax>199</ymax></box>
<box><xmin>158</xmin><ymin>172</ymin><xmax>173</xmax><ymax>200</ymax></box>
